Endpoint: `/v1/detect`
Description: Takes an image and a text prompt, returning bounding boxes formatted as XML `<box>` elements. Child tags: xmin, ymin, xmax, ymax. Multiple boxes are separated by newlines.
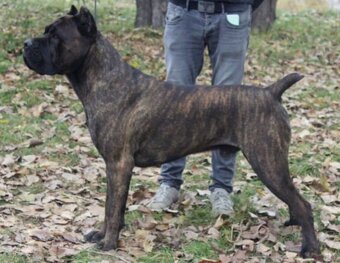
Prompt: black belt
<box><xmin>169</xmin><ymin>0</ymin><xmax>249</xmax><ymax>13</ymax></box>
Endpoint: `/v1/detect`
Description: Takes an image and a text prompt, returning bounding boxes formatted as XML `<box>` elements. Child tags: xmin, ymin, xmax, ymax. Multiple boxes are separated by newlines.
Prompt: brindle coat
<box><xmin>23</xmin><ymin>6</ymin><xmax>320</xmax><ymax>258</ymax></box>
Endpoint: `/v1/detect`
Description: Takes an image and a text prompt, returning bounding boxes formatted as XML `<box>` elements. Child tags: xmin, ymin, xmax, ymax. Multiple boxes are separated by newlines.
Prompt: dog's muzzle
<box><xmin>23</xmin><ymin>39</ymin><xmax>43</xmax><ymax>68</ymax></box>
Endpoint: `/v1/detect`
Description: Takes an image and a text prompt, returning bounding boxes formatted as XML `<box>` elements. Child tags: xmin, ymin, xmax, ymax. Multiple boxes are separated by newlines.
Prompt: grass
<box><xmin>249</xmin><ymin>10</ymin><xmax>339</xmax><ymax>78</ymax></box>
<box><xmin>290</xmin><ymin>157</ymin><xmax>321</xmax><ymax>177</ymax></box>
<box><xmin>67</xmin><ymin>249</ymin><xmax>109</xmax><ymax>263</ymax></box>
<box><xmin>184</xmin><ymin>205</ymin><xmax>215</xmax><ymax>226</ymax></box>
<box><xmin>0</xmin><ymin>253</ymin><xmax>27</xmax><ymax>263</ymax></box>
<box><xmin>183</xmin><ymin>241</ymin><xmax>216</xmax><ymax>259</ymax></box>
<box><xmin>138</xmin><ymin>248</ymin><xmax>174</xmax><ymax>263</ymax></box>
<box><xmin>0</xmin><ymin>0</ymin><xmax>339</xmax><ymax>262</ymax></box>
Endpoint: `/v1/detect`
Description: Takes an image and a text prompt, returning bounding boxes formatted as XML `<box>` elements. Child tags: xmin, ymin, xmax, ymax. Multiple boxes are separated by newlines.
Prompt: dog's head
<box><xmin>23</xmin><ymin>5</ymin><xmax>97</xmax><ymax>75</ymax></box>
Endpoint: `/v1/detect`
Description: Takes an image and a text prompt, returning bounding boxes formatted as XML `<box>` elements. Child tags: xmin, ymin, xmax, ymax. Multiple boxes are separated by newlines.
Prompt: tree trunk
<box><xmin>252</xmin><ymin>0</ymin><xmax>277</xmax><ymax>32</ymax></box>
<box><xmin>136</xmin><ymin>0</ymin><xmax>277</xmax><ymax>30</ymax></box>
<box><xmin>135</xmin><ymin>0</ymin><xmax>152</xmax><ymax>27</ymax></box>
<box><xmin>135</xmin><ymin>0</ymin><xmax>167</xmax><ymax>28</ymax></box>
<box><xmin>151</xmin><ymin>0</ymin><xmax>167</xmax><ymax>28</ymax></box>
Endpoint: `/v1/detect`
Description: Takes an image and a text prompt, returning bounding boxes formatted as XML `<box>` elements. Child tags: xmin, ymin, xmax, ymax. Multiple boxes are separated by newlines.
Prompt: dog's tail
<box><xmin>266</xmin><ymin>73</ymin><xmax>304</xmax><ymax>101</ymax></box>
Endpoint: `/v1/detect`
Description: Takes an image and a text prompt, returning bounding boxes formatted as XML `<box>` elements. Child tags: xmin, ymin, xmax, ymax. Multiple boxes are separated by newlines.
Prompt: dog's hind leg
<box><xmin>241</xmin><ymin>138</ymin><xmax>320</xmax><ymax>258</ymax></box>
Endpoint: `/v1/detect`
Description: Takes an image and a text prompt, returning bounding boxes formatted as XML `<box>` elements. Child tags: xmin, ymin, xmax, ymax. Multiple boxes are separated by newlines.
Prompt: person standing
<box><xmin>148</xmin><ymin>0</ymin><xmax>264</xmax><ymax>216</ymax></box>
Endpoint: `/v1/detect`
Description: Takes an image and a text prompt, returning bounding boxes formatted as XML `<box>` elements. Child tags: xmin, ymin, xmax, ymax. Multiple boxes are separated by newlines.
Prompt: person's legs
<box><xmin>206</xmin><ymin>6</ymin><xmax>252</xmax><ymax>215</ymax></box>
<box><xmin>160</xmin><ymin>3</ymin><xmax>205</xmax><ymax>188</ymax></box>
<box><xmin>148</xmin><ymin>3</ymin><xmax>205</xmax><ymax>210</ymax></box>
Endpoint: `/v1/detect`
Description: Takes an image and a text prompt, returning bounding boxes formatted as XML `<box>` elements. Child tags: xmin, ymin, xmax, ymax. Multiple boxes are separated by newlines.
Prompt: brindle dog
<box><xmin>23</xmin><ymin>6</ymin><xmax>320</xmax><ymax>258</ymax></box>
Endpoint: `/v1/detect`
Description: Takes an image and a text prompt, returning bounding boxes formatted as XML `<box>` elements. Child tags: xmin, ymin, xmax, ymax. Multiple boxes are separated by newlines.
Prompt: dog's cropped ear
<box><xmin>68</xmin><ymin>5</ymin><xmax>78</xmax><ymax>16</ymax></box>
<box><xmin>75</xmin><ymin>6</ymin><xmax>97</xmax><ymax>39</ymax></box>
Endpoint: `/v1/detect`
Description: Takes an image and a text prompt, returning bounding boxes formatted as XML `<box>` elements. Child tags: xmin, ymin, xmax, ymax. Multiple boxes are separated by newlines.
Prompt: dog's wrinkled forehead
<box><xmin>44</xmin><ymin>16</ymin><xmax>79</xmax><ymax>38</ymax></box>
<box><xmin>43</xmin><ymin>6</ymin><xmax>97</xmax><ymax>41</ymax></box>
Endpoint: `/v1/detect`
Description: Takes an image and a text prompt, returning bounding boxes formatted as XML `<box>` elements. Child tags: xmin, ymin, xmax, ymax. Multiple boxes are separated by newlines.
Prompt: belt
<box><xmin>169</xmin><ymin>0</ymin><xmax>249</xmax><ymax>13</ymax></box>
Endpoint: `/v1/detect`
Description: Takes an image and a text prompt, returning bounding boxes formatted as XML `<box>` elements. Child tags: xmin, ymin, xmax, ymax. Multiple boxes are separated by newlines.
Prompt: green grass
<box><xmin>67</xmin><ymin>249</ymin><xmax>117</xmax><ymax>263</ymax></box>
<box><xmin>184</xmin><ymin>205</ymin><xmax>215</xmax><ymax>226</ymax></box>
<box><xmin>138</xmin><ymin>248</ymin><xmax>174</xmax><ymax>263</ymax></box>
<box><xmin>0</xmin><ymin>1</ymin><xmax>339</xmax><ymax>262</ymax></box>
<box><xmin>249</xmin><ymin>10</ymin><xmax>339</xmax><ymax>75</ymax></box>
<box><xmin>183</xmin><ymin>240</ymin><xmax>216</xmax><ymax>259</ymax></box>
<box><xmin>0</xmin><ymin>89</ymin><xmax>17</xmax><ymax>106</ymax></box>
<box><xmin>130</xmin><ymin>178</ymin><xmax>157</xmax><ymax>191</ymax></box>
<box><xmin>289</xmin><ymin>158</ymin><xmax>321</xmax><ymax>177</ymax></box>
<box><xmin>0</xmin><ymin>253</ymin><xmax>27</xmax><ymax>263</ymax></box>
<box><xmin>0</xmin><ymin>58</ymin><xmax>11</xmax><ymax>74</ymax></box>
<box><xmin>125</xmin><ymin>210</ymin><xmax>143</xmax><ymax>229</ymax></box>
<box><xmin>27</xmin><ymin>182</ymin><xmax>45</xmax><ymax>194</ymax></box>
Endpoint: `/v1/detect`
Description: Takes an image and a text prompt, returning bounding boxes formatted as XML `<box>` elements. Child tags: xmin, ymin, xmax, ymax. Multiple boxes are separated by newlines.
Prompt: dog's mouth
<box><xmin>23</xmin><ymin>47</ymin><xmax>43</xmax><ymax>68</ymax></box>
<box><xmin>23</xmin><ymin>54</ymin><xmax>33</xmax><ymax>70</ymax></box>
<box><xmin>23</xmin><ymin>48</ymin><xmax>59</xmax><ymax>75</ymax></box>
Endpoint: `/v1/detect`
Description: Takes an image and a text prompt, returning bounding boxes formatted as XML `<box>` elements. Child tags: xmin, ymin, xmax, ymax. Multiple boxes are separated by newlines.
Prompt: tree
<box><xmin>252</xmin><ymin>0</ymin><xmax>278</xmax><ymax>32</ymax></box>
<box><xmin>135</xmin><ymin>0</ymin><xmax>277</xmax><ymax>31</ymax></box>
<box><xmin>135</xmin><ymin>0</ymin><xmax>167</xmax><ymax>28</ymax></box>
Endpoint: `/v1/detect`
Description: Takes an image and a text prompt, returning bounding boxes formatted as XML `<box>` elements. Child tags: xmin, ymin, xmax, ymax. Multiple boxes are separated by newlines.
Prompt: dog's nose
<box><xmin>24</xmin><ymin>39</ymin><xmax>33</xmax><ymax>48</ymax></box>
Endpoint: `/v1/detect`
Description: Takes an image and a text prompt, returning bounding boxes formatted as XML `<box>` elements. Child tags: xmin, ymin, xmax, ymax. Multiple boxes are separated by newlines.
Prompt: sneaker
<box><xmin>147</xmin><ymin>184</ymin><xmax>179</xmax><ymax>211</ymax></box>
<box><xmin>210</xmin><ymin>188</ymin><xmax>234</xmax><ymax>217</ymax></box>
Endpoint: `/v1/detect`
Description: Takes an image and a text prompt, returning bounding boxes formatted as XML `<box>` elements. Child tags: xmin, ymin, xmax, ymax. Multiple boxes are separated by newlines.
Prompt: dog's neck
<box><xmin>66</xmin><ymin>33</ymin><xmax>120</xmax><ymax>99</ymax></box>
<box><xmin>66</xmin><ymin>33</ymin><xmax>157</xmax><ymax>106</ymax></box>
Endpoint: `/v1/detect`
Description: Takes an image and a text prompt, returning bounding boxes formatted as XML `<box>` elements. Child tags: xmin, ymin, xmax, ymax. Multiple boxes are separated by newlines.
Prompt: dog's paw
<box><xmin>84</xmin><ymin>230</ymin><xmax>105</xmax><ymax>243</ymax></box>
<box><xmin>300</xmin><ymin>243</ymin><xmax>322</xmax><ymax>260</ymax></box>
<box><xmin>97</xmin><ymin>239</ymin><xmax>117</xmax><ymax>251</ymax></box>
<box><xmin>283</xmin><ymin>218</ymin><xmax>299</xmax><ymax>227</ymax></box>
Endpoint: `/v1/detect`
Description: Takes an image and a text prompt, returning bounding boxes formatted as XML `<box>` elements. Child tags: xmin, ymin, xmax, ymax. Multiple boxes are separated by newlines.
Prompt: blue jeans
<box><xmin>160</xmin><ymin>2</ymin><xmax>252</xmax><ymax>193</ymax></box>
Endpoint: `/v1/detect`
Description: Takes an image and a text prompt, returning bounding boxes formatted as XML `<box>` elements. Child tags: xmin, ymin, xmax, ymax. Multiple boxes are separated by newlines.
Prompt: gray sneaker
<box><xmin>147</xmin><ymin>184</ymin><xmax>179</xmax><ymax>211</ymax></box>
<box><xmin>210</xmin><ymin>188</ymin><xmax>234</xmax><ymax>217</ymax></box>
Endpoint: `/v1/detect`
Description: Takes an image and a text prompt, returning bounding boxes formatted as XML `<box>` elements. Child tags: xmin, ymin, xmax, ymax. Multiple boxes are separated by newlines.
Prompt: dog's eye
<box><xmin>44</xmin><ymin>26</ymin><xmax>56</xmax><ymax>36</ymax></box>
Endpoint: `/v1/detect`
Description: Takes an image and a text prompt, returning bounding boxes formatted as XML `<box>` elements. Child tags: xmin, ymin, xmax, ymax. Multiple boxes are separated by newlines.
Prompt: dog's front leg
<box><xmin>99</xmin><ymin>157</ymin><xmax>134</xmax><ymax>251</ymax></box>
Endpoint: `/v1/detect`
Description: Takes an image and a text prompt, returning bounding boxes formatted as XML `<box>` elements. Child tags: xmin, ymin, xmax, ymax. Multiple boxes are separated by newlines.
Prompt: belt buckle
<box><xmin>197</xmin><ymin>1</ymin><xmax>215</xmax><ymax>13</ymax></box>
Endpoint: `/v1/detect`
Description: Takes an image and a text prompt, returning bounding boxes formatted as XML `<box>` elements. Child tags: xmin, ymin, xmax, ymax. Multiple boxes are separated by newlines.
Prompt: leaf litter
<box><xmin>0</xmin><ymin>4</ymin><xmax>339</xmax><ymax>263</ymax></box>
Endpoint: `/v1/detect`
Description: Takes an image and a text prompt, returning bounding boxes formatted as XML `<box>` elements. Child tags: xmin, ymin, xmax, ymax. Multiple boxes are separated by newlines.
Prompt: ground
<box><xmin>0</xmin><ymin>1</ymin><xmax>339</xmax><ymax>262</ymax></box>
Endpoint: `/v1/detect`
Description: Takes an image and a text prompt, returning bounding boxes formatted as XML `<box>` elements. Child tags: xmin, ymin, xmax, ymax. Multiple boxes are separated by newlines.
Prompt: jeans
<box><xmin>160</xmin><ymin>2</ymin><xmax>252</xmax><ymax>193</ymax></box>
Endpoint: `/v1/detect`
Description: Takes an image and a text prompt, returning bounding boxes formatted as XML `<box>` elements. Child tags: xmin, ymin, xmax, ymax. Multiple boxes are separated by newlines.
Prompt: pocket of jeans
<box><xmin>224</xmin><ymin>7</ymin><xmax>251</xmax><ymax>29</ymax></box>
<box><xmin>165</xmin><ymin>3</ymin><xmax>186</xmax><ymax>25</ymax></box>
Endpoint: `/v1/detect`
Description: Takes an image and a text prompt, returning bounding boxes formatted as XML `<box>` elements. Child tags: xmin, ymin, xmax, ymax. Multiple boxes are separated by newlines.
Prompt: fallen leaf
<box><xmin>323</xmin><ymin>239</ymin><xmax>340</xmax><ymax>250</ymax></box>
<box><xmin>208</xmin><ymin>227</ymin><xmax>220</xmax><ymax>239</ymax></box>
<box><xmin>198</xmin><ymin>259</ymin><xmax>221</xmax><ymax>263</ymax></box>
<box><xmin>197</xmin><ymin>189</ymin><xmax>210</xmax><ymax>196</ymax></box>
<box><xmin>30</xmin><ymin>103</ymin><xmax>47</xmax><ymax>117</ymax></box>
<box><xmin>1</xmin><ymin>154</ymin><xmax>16</xmax><ymax>167</ymax></box>
<box><xmin>233</xmin><ymin>250</ymin><xmax>247</xmax><ymax>262</ymax></box>
<box><xmin>236</xmin><ymin>239</ymin><xmax>255</xmax><ymax>251</ymax></box>
<box><xmin>213</xmin><ymin>216</ymin><xmax>225</xmax><ymax>229</ymax></box>
<box><xmin>138</xmin><ymin>216</ymin><xmax>157</xmax><ymax>230</ymax></box>
<box><xmin>55</xmin><ymin>84</ymin><xmax>70</xmax><ymax>95</ymax></box>
<box><xmin>298</xmin><ymin>129</ymin><xmax>311</xmax><ymax>138</ymax></box>
<box><xmin>322</xmin><ymin>205</ymin><xmax>340</xmax><ymax>215</ymax></box>
<box><xmin>256</xmin><ymin>243</ymin><xmax>271</xmax><ymax>256</ymax></box>
<box><xmin>30</xmin><ymin>229</ymin><xmax>53</xmax><ymax>241</ymax></box>
<box><xmin>320</xmin><ymin>194</ymin><xmax>337</xmax><ymax>204</ymax></box>
<box><xmin>258</xmin><ymin>209</ymin><xmax>276</xmax><ymax>218</ymax></box>
<box><xmin>61</xmin><ymin>173</ymin><xmax>85</xmax><ymax>184</ymax></box>
<box><xmin>219</xmin><ymin>254</ymin><xmax>232</xmax><ymax>263</ymax></box>
<box><xmin>25</xmin><ymin>175</ymin><xmax>40</xmax><ymax>186</ymax></box>
<box><xmin>28</xmin><ymin>139</ymin><xmax>44</xmax><ymax>148</ymax></box>
<box><xmin>285</xmin><ymin>241</ymin><xmax>301</xmax><ymax>253</ymax></box>
<box><xmin>49</xmin><ymin>245</ymin><xmax>78</xmax><ymax>259</ymax></box>
<box><xmin>61</xmin><ymin>232</ymin><xmax>81</xmax><ymax>244</ymax></box>
<box><xmin>285</xmin><ymin>251</ymin><xmax>298</xmax><ymax>259</ymax></box>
